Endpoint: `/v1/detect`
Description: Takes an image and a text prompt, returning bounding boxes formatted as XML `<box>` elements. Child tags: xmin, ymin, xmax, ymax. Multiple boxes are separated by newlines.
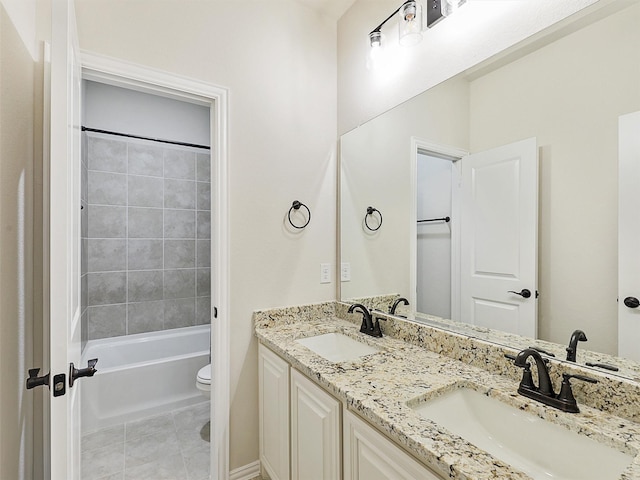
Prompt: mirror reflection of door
<box><xmin>460</xmin><ymin>138</ymin><xmax>538</xmax><ymax>338</ymax></box>
<box><xmin>618</xmin><ymin>111</ymin><xmax>640</xmax><ymax>361</ymax></box>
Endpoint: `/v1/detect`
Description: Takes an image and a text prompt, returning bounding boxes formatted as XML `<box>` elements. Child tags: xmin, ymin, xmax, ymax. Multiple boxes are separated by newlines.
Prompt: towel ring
<box><xmin>288</xmin><ymin>200</ymin><xmax>311</xmax><ymax>229</ymax></box>
<box><xmin>365</xmin><ymin>206</ymin><xmax>383</xmax><ymax>231</ymax></box>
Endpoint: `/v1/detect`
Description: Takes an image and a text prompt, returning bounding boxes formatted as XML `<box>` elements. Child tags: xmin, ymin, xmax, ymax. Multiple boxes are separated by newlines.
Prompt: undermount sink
<box><xmin>295</xmin><ymin>332</ymin><xmax>380</xmax><ymax>363</ymax></box>
<box><xmin>410</xmin><ymin>386</ymin><xmax>634</xmax><ymax>480</ymax></box>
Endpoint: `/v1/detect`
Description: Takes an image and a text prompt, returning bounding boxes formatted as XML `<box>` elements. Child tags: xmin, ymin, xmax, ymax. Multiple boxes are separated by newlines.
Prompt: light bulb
<box><xmin>399</xmin><ymin>1</ymin><xmax>423</xmax><ymax>47</ymax></box>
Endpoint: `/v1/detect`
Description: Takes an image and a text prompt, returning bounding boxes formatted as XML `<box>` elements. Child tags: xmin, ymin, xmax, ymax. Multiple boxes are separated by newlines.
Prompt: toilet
<box><xmin>196</xmin><ymin>364</ymin><xmax>211</xmax><ymax>398</ymax></box>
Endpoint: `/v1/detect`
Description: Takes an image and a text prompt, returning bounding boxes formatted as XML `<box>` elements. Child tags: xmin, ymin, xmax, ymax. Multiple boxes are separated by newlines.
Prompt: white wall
<box><xmin>0</xmin><ymin>1</ymin><xmax>37</xmax><ymax>478</ymax></box>
<box><xmin>83</xmin><ymin>80</ymin><xmax>210</xmax><ymax>146</ymax></box>
<box><xmin>468</xmin><ymin>3</ymin><xmax>640</xmax><ymax>354</ymax></box>
<box><xmin>337</xmin><ymin>0</ymin><xmax>607</xmax><ymax>134</ymax></box>
<box><xmin>74</xmin><ymin>0</ymin><xmax>337</xmax><ymax>469</ymax></box>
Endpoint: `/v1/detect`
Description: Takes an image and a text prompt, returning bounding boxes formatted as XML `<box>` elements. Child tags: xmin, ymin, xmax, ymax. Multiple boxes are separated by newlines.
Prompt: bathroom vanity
<box><xmin>254</xmin><ymin>302</ymin><xmax>640</xmax><ymax>480</ymax></box>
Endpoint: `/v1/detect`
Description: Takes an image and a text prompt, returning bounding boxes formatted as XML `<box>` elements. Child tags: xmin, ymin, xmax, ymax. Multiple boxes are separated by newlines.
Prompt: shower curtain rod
<box><xmin>81</xmin><ymin>126</ymin><xmax>211</xmax><ymax>150</ymax></box>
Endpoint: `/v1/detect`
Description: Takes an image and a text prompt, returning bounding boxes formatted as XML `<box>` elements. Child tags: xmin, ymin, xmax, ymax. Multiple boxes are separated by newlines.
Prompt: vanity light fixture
<box><xmin>441</xmin><ymin>0</ymin><xmax>466</xmax><ymax>17</ymax></box>
<box><xmin>369</xmin><ymin>0</ymin><xmax>464</xmax><ymax>49</ymax></box>
<box><xmin>399</xmin><ymin>1</ymin><xmax>423</xmax><ymax>46</ymax></box>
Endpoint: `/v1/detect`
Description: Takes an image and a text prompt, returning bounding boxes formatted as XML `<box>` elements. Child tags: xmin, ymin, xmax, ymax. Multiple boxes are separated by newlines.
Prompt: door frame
<box><xmin>409</xmin><ymin>138</ymin><xmax>467</xmax><ymax>321</ymax></box>
<box><xmin>80</xmin><ymin>52</ymin><xmax>231</xmax><ymax>478</ymax></box>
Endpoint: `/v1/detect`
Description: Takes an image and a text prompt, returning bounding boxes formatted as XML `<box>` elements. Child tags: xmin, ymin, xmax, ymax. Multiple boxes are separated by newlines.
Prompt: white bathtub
<box><xmin>81</xmin><ymin>325</ymin><xmax>210</xmax><ymax>433</ymax></box>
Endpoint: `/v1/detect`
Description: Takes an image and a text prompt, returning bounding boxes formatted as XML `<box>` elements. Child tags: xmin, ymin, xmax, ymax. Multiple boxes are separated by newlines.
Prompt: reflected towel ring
<box><xmin>288</xmin><ymin>200</ymin><xmax>311</xmax><ymax>229</ymax></box>
<box><xmin>365</xmin><ymin>206</ymin><xmax>383</xmax><ymax>231</ymax></box>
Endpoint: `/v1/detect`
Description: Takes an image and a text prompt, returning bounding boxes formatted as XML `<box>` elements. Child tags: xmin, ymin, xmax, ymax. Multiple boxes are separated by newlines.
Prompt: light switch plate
<box><xmin>320</xmin><ymin>263</ymin><xmax>331</xmax><ymax>284</ymax></box>
<box><xmin>341</xmin><ymin>262</ymin><xmax>351</xmax><ymax>282</ymax></box>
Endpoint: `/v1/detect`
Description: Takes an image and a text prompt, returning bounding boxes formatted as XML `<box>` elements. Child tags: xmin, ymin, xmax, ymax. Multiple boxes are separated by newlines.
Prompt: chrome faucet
<box><xmin>511</xmin><ymin>348</ymin><xmax>597</xmax><ymax>413</ymax></box>
<box><xmin>348</xmin><ymin>303</ymin><xmax>385</xmax><ymax>337</ymax></box>
<box><xmin>566</xmin><ymin>329</ymin><xmax>587</xmax><ymax>362</ymax></box>
<box><xmin>389</xmin><ymin>297</ymin><xmax>409</xmax><ymax>315</ymax></box>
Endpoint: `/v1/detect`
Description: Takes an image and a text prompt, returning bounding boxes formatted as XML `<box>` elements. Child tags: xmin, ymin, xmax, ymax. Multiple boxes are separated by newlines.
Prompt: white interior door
<box><xmin>460</xmin><ymin>138</ymin><xmax>538</xmax><ymax>338</ymax></box>
<box><xmin>618</xmin><ymin>111</ymin><xmax>640</xmax><ymax>361</ymax></box>
<box><xmin>49</xmin><ymin>1</ymin><xmax>83</xmax><ymax>478</ymax></box>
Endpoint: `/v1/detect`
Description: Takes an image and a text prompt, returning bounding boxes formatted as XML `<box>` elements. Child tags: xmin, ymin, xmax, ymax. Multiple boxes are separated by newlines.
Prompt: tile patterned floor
<box><xmin>81</xmin><ymin>401</ymin><xmax>210</xmax><ymax>480</ymax></box>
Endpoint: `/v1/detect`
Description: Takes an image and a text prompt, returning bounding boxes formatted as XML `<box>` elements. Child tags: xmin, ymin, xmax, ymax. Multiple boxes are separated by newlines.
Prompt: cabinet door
<box><xmin>343</xmin><ymin>410</ymin><xmax>443</xmax><ymax>480</ymax></box>
<box><xmin>291</xmin><ymin>369</ymin><xmax>341</xmax><ymax>480</ymax></box>
<box><xmin>258</xmin><ymin>344</ymin><xmax>290</xmax><ymax>480</ymax></box>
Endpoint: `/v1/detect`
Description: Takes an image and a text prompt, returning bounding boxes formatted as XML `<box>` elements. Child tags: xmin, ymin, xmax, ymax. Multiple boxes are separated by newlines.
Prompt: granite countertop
<box><xmin>254</xmin><ymin>312</ymin><xmax>640</xmax><ymax>480</ymax></box>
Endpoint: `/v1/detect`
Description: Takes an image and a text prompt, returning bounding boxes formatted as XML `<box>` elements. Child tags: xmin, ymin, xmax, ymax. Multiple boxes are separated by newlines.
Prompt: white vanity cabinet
<box><xmin>258</xmin><ymin>343</ymin><xmax>443</xmax><ymax>480</ymax></box>
<box><xmin>343</xmin><ymin>410</ymin><xmax>444</xmax><ymax>480</ymax></box>
<box><xmin>259</xmin><ymin>344</ymin><xmax>291</xmax><ymax>480</ymax></box>
<box><xmin>258</xmin><ymin>344</ymin><xmax>341</xmax><ymax>480</ymax></box>
<box><xmin>290</xmin><ymin>369</ymin><xmax>341</xmax><ymax>480</ymax></box>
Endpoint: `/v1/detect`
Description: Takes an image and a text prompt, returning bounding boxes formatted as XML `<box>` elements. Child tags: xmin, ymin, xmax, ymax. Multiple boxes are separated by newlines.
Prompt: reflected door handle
<box><xmin>508</xmin><ymin>289</ymin><xmax>532</xmax><ymax>299</ymax></box>
<box><xmin>69</xmin><ymin>358</ymin><xmax>98</xmax><ymax>388</ymax></box>
<box><xmin>624</xmin><ymin>297</ymin><xmax>640</xmax><ymax>308</ymax></box>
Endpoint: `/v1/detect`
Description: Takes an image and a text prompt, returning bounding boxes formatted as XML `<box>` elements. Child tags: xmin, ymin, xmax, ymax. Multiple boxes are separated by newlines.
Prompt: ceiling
<box><xmin>295</xmin><ymin>0</ymin><xmax>357</xmax><ymax>20</ymax></box>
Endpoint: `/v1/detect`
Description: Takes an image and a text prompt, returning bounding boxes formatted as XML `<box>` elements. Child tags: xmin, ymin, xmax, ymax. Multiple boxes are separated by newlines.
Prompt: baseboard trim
<box><xmin>229</xmin><ymin>460</ymin><xmax>261</xmax><ymax>480</ymax></box>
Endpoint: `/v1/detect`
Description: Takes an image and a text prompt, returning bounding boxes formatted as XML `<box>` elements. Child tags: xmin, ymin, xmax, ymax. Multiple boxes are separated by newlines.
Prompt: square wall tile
<box><xmin>164</xmin><ymin>179</ymin><xmax>195</xmax><ymax>209</ymax></box>
<box><xmin>87</xmin><ymin>304</ymin><xmax>126</xmax><ymax>340</ymax></box>
<box><xmin>164</xmin><ymin>240</ymin><xmax>195</xmax><ymax>269</ymax></box>
<box><xmin>164</xmin><ymin>148</ymin><xmax>196</xmax><ymax>180</ymax></box>
<box><xmin>88</xmin><ymin>171</ymin><xmax>127</xmax><ymax>206</ymax></box>
<box><xmin>128</xmin><ymin>143</ymin><xmax>163</xmax><ymax>177</ymax></box>
<box><xmin>88</xmin><ymin>205</ymin><xmax>126</xmax><ymax>238</ymax></box>
<box><xmin>197</xmin><ymin>269</ymin><xmax>211</xmax><ymax>297</ymax></box>
<box><xmin>164</xmin><ymin>209</ymin><xmax>195</xmax><ymax>239</ymax></box>
<box><xmin>164</xmin><ymin>269</ymin><xmax>195</xmax><ymax>300</ymax></box>
<box><xmin>87</xmin><ymin>136</ymin><xmax>127</xmax><ymax>173</ymax></box>
<box><xmin>128</xmin><ymin>239</ymin><xmax>163</xmax><ymax>270</ymax></box>
<box><xmin>195</xmin><ymin>296</ymin><xmax>211</xmax><ymax>325</ymax></box>
<box><xmin>128</xmin><ymin>175</ymin><xmax>163</xmax><ymax>208</ymax></box>
<box><xmin>196</xmin><ymin>211</ymin><xmax>210</xmax><ymax>239</ymax></box>
<box><xmin>127</xmin><ymin>301</ymin><xmax>164</xmax><ymax>334</ymax></box>
<box><xmin>164</xmin><ymin>298</ymin><xmax>195</xmax><ymax>329</ymax></box>
<box><xmin>81</xmin><ymin>160</ymin><xmax>88</xmax><ymax>203</ymax></box>
<box><xmin>87</xmin><ymin>272</ymin><xmax>127</xmax><ymax>306</ymax></box>
<box><xmin>196</xmin><ymin>153</ymin><xmax>211</xmax><ymax>182</ymax></box>
<box><xmin>128</xmin><ymin>270</ymin><xmax>164</xmax><ymax>302</ymax></box>
<box><xmin>81</xmin><ymin>200</ymin><xmax>88</xmax><ymax>238</ymax></box>
<box><xmin>88</xmin><ymin>239</ymin><xmax>126</xmax><ymax>272</ymax></box>
<box><xmin>128</xmin><ymin>207</ymin><xmax>163</xmax><ymax>238</ymax></box>
<box><xmin>196</xmin><ymin>182</ymin><xmax>210</xmax><ymax>211</ymax></box>
<box><xmin>81</xmin><ymin>238</ymin><xmax>88</xmax><ymax>275</ymax></box>
<box><xmin>196</xmin><ymin>240</ymin><xmax>210</xmax><ymax>268</ymax></box>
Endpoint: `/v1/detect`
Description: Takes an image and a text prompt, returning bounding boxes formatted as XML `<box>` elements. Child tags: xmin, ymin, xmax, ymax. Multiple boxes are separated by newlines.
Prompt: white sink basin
<box><xmin>411</xmin><ymin>387</ymin><xmax>634</xmax><ymax>480</ymax></box>
<box><xmin>296</xmin><ymin>332</ymin><xmax>380</xmax><ymax>362</ymax></box>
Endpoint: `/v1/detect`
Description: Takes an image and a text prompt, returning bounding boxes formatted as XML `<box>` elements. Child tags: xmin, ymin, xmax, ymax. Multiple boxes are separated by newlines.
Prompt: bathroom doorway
<box><xmin>409</xmin><ymin>139</ymin><xmax>466</xmax><ymax>322</ymax></box>
<box><xmin>75</xmin><ymin>55</ymin><xmax>229</xmax><ymax>479</ymax></box>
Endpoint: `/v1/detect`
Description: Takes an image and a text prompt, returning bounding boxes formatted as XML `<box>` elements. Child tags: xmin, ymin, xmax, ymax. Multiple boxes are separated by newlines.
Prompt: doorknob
<box><xmin>508</xmin><ymin>289</ymin><xmax>532</xmax><ymax>298</ymax></box>
<box><xmin>69</xmin><ymin>358</ymin><xmax>98</xmax><ymax>387</ymax></box>
<box><xmin>624</xmin><ymin>296</ymin><xmax>640</xmax><ymax>308</ymax></box>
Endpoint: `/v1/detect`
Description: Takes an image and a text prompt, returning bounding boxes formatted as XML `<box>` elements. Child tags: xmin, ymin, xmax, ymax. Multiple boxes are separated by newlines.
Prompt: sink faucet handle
<box><xmin>371</xmin><ymin>316</ymin><xmax>386</xmax><ymax>338</ymax></box>
<box><xmin>562</xmin><ymin>373</ymin><xmax>598</xmax><ymax>384</ymax></box>
<box><xmin>557</xmin><ymin>373</ymin><xmax>598</xmax><ymax>411</ymax></box>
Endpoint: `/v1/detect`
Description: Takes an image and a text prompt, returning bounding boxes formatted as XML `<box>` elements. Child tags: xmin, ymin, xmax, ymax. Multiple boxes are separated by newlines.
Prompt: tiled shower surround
<box><xmin>81</xmin><ymin>132</ymin><xmax>211</xmax><ymax>341</ymax></box>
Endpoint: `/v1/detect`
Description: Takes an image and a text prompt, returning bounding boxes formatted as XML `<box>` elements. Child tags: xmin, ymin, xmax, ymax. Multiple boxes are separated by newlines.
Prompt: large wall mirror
<box><xmin>339</xmin><ymin>3</ymin><xmax>640</xmax><ymax>379</ymax></box>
